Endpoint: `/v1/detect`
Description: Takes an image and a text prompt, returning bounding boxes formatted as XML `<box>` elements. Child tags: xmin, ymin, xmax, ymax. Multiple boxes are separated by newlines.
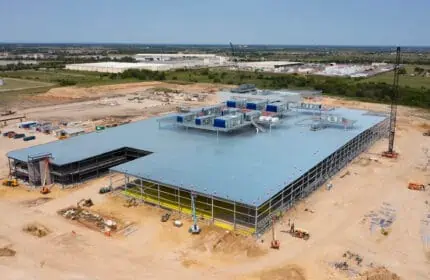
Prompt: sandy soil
<box><xmin>0</xmin><ymin>86</ymin><xmax>429</xmax><ymax>279</ymax></box>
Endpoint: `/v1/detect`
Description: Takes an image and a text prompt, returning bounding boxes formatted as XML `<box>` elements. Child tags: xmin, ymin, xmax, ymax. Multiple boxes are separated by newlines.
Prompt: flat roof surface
<box><xmin>8</xmin><ymin>108</ymin><xmax>386</xmax><ymax>206</ymax></box>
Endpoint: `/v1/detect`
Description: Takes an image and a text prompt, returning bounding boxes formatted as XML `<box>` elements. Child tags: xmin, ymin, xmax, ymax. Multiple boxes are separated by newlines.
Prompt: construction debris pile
<box><xmin>23</xmin><ymin>223</ymin><xmax>50</xmax><ymax>238</ymax></box>
<box><xmin>0</xmin><ymin>246</ymin><xmax>16</xmax><ymax>257</ymax></box>
<box><xmin>125</xmin><ymin>88</ymin><xmax>209</xmax><ymax>105</ymax></box>
<box><xmin>357</xmin><ymin>267</ymin><xmax>401</xmax><ymax>280</ymax></box>
<box><xmin>333</xmin><ymin>250</ymin><xmax>364</xmax><ymax>276</ymax></box>
<box><xmin>21</xmin><ymin>197</ymin><xmax>53</xmax><ymax>207</ymax></box>
<box><xmin>58</xmin><ymin>207</ymin><xmax>119</xmax><ymax>235</ymax></box>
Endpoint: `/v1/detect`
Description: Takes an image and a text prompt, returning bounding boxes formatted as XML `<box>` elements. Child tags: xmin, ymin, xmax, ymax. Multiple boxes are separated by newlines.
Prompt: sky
<box><xmin>1</xmin><ymin>0</ymin><xmax>429</xmax><ymax>46</ymax></box>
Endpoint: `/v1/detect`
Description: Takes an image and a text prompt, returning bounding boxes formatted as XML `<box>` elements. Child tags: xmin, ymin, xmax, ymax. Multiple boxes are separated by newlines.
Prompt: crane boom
<box><xmin>382</xmin><ymin>47</ymin><xmax>401</xmax><ymax>159</ymax></box>
<box><xmin>388</xmin><ymin>47</ymin><xmax>401</xmax><ymax>153</ymax></box>
<box><xmin>229</xmin><ymin>42</ymin><xmax>235</xmax><ymax>57</ymax></box>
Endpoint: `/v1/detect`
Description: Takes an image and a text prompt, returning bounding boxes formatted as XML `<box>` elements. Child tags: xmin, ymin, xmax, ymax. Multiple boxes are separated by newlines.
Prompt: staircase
<box><xmin>250</xmin><ymin>118</ymin><xmax>266</xmax><ymax>133</ymax></box>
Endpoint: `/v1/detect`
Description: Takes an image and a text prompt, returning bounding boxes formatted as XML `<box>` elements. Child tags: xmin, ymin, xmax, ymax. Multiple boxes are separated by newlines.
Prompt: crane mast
<box><xmin>383</xmin><ymin>47</ymin><xmax>401</xmax><ymax>158</ymax></box>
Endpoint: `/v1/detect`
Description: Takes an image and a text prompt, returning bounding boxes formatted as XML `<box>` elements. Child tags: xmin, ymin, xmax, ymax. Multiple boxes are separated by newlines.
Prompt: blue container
<box><xmin>246</xmin><ymin>103</ymin><xmax>257</xmax><ymax>110</ymax></box>
<box><xmin>213</xmin><ymin>118</ymin><xmax>226</xmax><ymax>128</ymax></box>
<box><xmin>176</xmin><ymin>116</ymin><xmax>184</xmax><ymax>123</ymax></box>
<box><xmin>226</xmin><ymin>100</ymin><xmax>236</xmax><ymax>108</ymax></box>
<box><xmin>195</xmin><ymin>118</ymin><xmax>202</xmax><ymax>125</ymax></box>
<box><xmin>23</xmin><ymin>136</ymin><xmax>36</xmax><ymax>141</ymax></box>
<box><xmin>266</xmin><ymin>104</ymin><xmax>278</xmax><ymax>112</ymax></box>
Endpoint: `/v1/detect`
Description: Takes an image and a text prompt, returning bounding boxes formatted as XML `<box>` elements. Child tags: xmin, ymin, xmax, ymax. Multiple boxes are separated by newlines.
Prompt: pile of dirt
<box><xmin>21</xmin><ymin>197</ymin><xmax>53</xmax><ymax>207</ymax></box>
<box><xmin>212</xmin><ymin>231</ymin><xmax>267</xmax><ymax>257</ymax></box>
<box><xmin>353</xmin><ymin>157</ymin><xmax>373</xmax><ymax>167</ymax></box>
<box><xmin>259</xmin><ymin>264</ymin><xmax>306</xmax><ymax>280</ymax></box>
<box><xmin>0</xmin><ymin>246</ymin><xmax>16</xmax><ymax>257</ymax></box>
<box><xmin>358</xmin><ymin>267</ymin><xmax>400</xmax><ymax>280</ymax></box>
<box><xmin>191</xmin><ymin>225</ymin><xmax>266</xmax><ymax>258</ymax></box>
<box><xmin>181</xmin><ymin>258</ymin><xmax>200</xmax><ymax>268</ymax></box>
<box><xmin>23</xmin><ymin>223</ymin><xmax>50</xmax><ymax>238</ymax></box>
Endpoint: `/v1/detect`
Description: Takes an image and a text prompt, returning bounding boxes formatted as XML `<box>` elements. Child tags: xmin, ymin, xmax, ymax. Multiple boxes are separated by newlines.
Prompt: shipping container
<box><xmin>23</xmin><ymin>136</ymin><xmax>36</xmax><ymax>141</ymax></box>
<box><xmin>18</xmin><ymin>121</ymin><xmax>39</xmax><ymax>129</ymax></box>
<box><xmin>13</xmin><ymin>133</ymin><xmax>25</xmax><ymax>139</ymax></box>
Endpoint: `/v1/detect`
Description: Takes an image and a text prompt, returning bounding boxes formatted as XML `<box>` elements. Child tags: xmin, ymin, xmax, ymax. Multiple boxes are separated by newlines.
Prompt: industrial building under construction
<box><xmin>6</xmin><ymin>94</ymin><xmax>388</xmax><ymax>235</ymax></box>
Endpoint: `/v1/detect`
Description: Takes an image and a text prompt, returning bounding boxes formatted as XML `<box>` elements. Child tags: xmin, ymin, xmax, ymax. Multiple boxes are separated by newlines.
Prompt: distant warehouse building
<box><xmin>65</xmin><ymin>62</ymin><xmax>173</xmax><ymax>73</ymax></box>
<box><xmin>65</xmin><ymin>55</ymin><xmax>228</xmax><ymax>73</ymax></box>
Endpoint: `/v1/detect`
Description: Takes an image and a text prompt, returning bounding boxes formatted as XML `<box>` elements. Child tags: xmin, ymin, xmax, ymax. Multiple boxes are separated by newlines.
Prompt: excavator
<box><xmin>77</xmin><ymin>198</ymin><xmax>94</xmax><ymax>208</ymax></box>
<box><xmin>290</xmin><ymin>226</ymin><xmax>310</xmax><ymax>240</ymax></box>
<box><xmin>2</xmin><ymin>178</ymin><xmax>19</xmax><ymax>187</ymax></box>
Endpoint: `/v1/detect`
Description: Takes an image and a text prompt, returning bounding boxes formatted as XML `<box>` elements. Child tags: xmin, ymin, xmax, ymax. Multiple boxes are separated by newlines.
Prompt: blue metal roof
<box><xmin>7</xmin><ymin>108</ymin><xmax>386</xmax><ymax>206</ymax></box>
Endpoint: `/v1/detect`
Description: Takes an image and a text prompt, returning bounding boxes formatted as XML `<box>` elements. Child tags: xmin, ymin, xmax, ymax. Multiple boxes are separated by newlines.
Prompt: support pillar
<box><xmin>8</xmin><ymin>158</ymin><xmax>11</xmax><ymax>177</ymax></box>
<box><xmin>211</xmin><ymin>196</ymin><xmax>214</xmax><ymax>223</ymax></box>
<box><xmin>140</xmin><ymin>179</ymin><xmax>143</xmax><ymax>203</ymax></box>
<box><xmin>233</xmin><ymin>202</ymin><xmax>236</xmax><ymax>230</ymax></box>
<box><xmin>157</xmin><ymin>183</ymin><xmax>160</xmax><ymax>207</ymax></box>
<box><xmin>281</xmin><ymin>189</ymin><xmax>284</xmax><ymax>209</ymax></box>
<box><xmin>177</xmin><ymin>187</ymin><xmax>180</xmax><ymax>212</ymax></box>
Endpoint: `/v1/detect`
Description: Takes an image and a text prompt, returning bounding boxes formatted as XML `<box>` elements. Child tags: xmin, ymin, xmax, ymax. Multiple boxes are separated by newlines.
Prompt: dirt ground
<box><xmin>0</xmin><ymin>85</ymin><xmax>429</xmax><ymax>279</ymax></box>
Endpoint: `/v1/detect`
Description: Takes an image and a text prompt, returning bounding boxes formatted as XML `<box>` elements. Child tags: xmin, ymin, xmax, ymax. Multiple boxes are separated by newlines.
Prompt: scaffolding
<box><xmin>114</xmin><ymin>118</ymin><xmax>389</xmax><ymax>236</ymax></box>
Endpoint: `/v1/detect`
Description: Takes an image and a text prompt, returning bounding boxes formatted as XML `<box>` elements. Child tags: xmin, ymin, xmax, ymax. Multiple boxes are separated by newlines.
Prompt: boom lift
<box><xmin>270</xmin><ymin>216</ymin><xmax>280</xmax><ymax>249</ymax></box>
<box><xmin>189</xmin><ymin>193</ymin><xmax>201</xmax><ymax>234</ymax></box>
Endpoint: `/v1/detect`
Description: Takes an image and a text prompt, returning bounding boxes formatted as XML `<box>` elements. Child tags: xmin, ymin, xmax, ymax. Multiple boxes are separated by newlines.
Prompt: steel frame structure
<box><xmin>9</xmin><ymin>147</ymin><xmax>150</xmax><ymax>187</ymax></box>
<box><xmin>115</xmin><ymin>118</ymin><xmax>389</xmax><ymax>236</ymax></box>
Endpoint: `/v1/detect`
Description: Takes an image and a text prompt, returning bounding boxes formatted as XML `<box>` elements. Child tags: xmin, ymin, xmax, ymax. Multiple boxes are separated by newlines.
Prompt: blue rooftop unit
<box><xmin>213</xmin><ymin>118</ymin><xmax>226</xmax><ymax>128</ymax></box>
<box><xmin>226</xmin><ymin>100</ymin><xmax>236</xmax><ymax>108</ymax></box>
<box><xmin>195</xmin><ymin>115</ymin><xmax>216</xmax><ymax>126</ymax></box>
<box><xmin>246</xmin><ymin>100</ymin><xmax>267</xmax><ymax>110</ymax></box>
<box><xmin>266</xmin><ymin>102</ymin><xmax>287</xmax><ymax>113</ymax></box>
<box><xmin>266</xmin><ymin>104</ymin><xmax>278</xmax><ymax>112</ymax></box>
